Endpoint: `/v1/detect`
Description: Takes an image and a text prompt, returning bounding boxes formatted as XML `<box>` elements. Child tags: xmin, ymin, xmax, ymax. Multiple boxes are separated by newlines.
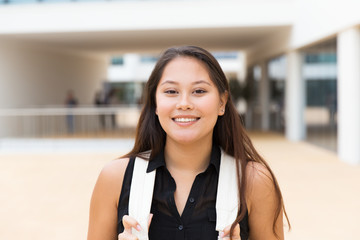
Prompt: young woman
<box><xmin>87</xmin><ymin>46</ymin><xmax>290</xmax><ymax>240</ymax></box>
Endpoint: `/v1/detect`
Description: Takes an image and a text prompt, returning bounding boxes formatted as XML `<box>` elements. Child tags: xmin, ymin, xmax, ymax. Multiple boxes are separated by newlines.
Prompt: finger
<box><xmin>118</xmin><ymin>231</ymin><xmax>138</xmax><ymax>240</ymax></box>
<box><xmin>220</xmin><ymin>224</ymin><xmax>231</xmax><ymax>238</ymax></box>
<box><xmin>231</xmin><ymin>224</ymin><xmax>241</xmax><ymax>240</ymax></box>
<box><xmin>122</xmin><ymin>215</ymin><xmax>141</xmax><ymax>234</ymax></box>
<box><xmin>221</xmin><ymin>223</ymin><xmax>241</xmax><ymax>240</ymax></box>
<box><xmin>148</xmin><ymin>213</ymin><xmax>153</xmax><ymax>229</ymax></box>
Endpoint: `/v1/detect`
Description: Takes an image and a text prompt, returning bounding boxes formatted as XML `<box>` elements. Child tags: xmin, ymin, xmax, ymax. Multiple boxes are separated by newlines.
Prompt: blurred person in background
<box><xmin>87</xmin><ymin>46</ymin><xmax>290</xmax><ymax>240</ymax></box>
<box><xmin>104</xmin><ymin>88</ymin><xmax>119</xmax><ymax>129</ymax></box>
<box><xmin>94</xmin><ymin>90</ymin><xmax>106</xmax><ymax>130</ymax></box>
<box><xmin>65</xmin><ymin>90</ymin><xmax>78</xmax><ymax>134</ymax></box>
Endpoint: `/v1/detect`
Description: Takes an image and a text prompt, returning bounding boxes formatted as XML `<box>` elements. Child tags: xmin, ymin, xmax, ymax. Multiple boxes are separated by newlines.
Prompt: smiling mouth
<box><xmin>172</xmin><ymin>117</ymin><xmax>200</xmax><ymax>123</ymax></box>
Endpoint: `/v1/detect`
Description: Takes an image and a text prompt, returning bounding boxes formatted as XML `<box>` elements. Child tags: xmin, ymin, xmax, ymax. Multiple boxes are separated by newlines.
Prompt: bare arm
<box><xmin>87</xmin><ymin>158</ymin><xmax>129</xmax><ymax>240</ymax></box>
<box><xmin>246</xmin><ymin>162</ymin><xmax>284</xmax><ymax>240</ymax></box>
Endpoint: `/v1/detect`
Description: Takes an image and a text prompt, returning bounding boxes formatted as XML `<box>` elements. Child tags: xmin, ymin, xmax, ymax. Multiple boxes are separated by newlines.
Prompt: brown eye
<box><xmin>165</xmin><ymin>90</ymin><xmax>178</xmax><ymax>94</ymax></box>
<box><xmin>194</xmin><ymin>89</ymin><xmax>207</xmax><ymax>94</ymax></box>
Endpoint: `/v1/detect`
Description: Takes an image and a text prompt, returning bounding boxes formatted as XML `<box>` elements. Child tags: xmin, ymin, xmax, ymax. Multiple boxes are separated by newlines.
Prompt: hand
<box><xmin>118</xmin><ymin>214</ymin><xmax>153</xmax><ymax>240</ymax></box>
<box><xmin>220</xmin><ymin>223</ymin><xmax>241</xmax><ymax>240</ymax></box>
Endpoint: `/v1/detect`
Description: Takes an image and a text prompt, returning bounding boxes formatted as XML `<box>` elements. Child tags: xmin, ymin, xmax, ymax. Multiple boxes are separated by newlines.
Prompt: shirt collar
<box><xmin>146</xmin><ymin>144</ymin><xmax>221</xmax><ymax>174</ymax></box>
<box><xmin>146</xmin><ymin>149</ymin><xmax>166</xmax><ymax>173</ymax></box>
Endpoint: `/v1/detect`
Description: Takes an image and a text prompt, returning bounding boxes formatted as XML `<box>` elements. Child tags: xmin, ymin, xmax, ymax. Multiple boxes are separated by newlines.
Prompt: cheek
<box><xmin>156</xmin><ymin>96</ymin><xmax>172</xmax><ymax>116</ymax></box>
<box><xmin>155</xmin><ymin>91</ymin><xmax>163</xmax><ymax>115</ymax></box>
<box><xmin>156</xmin><ymin>101</ymin><xmax>174</xmax><ymax>131</ymax></box>
<box><xmin>199</xmin><ymin>96</ymin><xmax>221</xmax><ymax>114</ymax></box>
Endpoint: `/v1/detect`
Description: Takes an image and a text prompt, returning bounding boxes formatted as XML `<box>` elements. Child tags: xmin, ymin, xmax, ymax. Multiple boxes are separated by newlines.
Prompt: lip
<box><xmin>172</xmin><ymin>115</ymin><xmax>200</xmax><ymax>126</ymax></box>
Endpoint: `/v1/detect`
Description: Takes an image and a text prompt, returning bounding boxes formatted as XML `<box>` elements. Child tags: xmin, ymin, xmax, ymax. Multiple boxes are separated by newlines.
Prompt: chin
<box><xmin>175</xmin><ymin>137</ymin><xmax>198</xmax><ymax>145</ymax></box>
<box><xmin>166</xmin><ymin>133</ymin><xmax>196</xmax><ymax>144</ymax></box>
<box><xmin>167</xmin><ymin>132</ymin><xmax>211</xmax><ymax>146</ymax></box>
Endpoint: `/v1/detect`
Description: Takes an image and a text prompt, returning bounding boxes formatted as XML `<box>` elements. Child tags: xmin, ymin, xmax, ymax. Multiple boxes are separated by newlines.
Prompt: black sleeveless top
<box><xmin>117</xmin><ymin>145</ymin><xmax>249</xmax><ymax>240</ymax></box>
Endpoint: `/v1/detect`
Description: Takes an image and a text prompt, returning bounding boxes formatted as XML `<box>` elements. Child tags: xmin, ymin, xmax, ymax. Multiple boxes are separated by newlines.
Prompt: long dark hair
<box><xmin>124</xmin><ymin>46</ymin><xmax>290</xmax><ymax>238</ymax></box>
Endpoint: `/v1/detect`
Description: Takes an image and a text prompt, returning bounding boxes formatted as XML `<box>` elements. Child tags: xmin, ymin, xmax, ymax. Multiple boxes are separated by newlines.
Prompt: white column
<box><xmin>259</xmin><ymin>62</ymin><xmax>270</xmax><ymax>131</ymax></box>
<box><xmin>285</xmin><ymin>50</ymin><xmax>306</xmax><ymax>141</ymax></box>
<box><xmin>237</xmin><ymin>51</ymin><xmax>247</xmax><ymax>83</ymax></box>
<box><xmin>337</xmin><ymin>28</ymin><xmax>360</xmax><ymax>165</ymax></box>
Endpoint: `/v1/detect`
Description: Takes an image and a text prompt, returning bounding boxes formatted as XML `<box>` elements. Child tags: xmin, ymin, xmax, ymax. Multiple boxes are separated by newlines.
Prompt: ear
<box><xmin>218</xmin><ymin>91</ymin><xmax>228</xmax><ymax>116</ymax></box>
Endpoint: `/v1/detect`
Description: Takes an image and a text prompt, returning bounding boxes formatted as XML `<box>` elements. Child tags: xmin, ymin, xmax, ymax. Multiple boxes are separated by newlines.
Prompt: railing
<box><xmin>0</xmin><ymin>105</ymin><xmax>141</xmax><ymax>138</ymax></box>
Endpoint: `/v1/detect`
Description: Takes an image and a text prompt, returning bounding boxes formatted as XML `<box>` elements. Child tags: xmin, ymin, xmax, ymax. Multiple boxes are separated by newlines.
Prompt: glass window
<box><xmin>303</xmin><ymin>38</ymin><xmax>337</xmax><ymax>152</ymax></box>
<box><xmin>212</xmin><ymin>52</ymin><xmax>238</xmax><ymax>60</ymax></box>
<box><xmin>305</xmin><ymin>53</ymin><xmax>337</xmax><ymax>63</ymax></box>
<box><xmin>111</xmin><ymin>56</ymin><xmax>124</xmax><ymax>66</ymax></box>
<box><xmin>140</xmin><ymin>55</ymin><xmax>158</xmax><ymax>63</ymax></box>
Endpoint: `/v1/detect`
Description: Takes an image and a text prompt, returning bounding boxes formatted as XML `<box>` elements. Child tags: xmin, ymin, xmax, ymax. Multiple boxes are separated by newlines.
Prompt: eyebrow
<box><xmin>160</xmin><ymin>80</ymin><xmax>212</xmax><ymax>86</ymax></box>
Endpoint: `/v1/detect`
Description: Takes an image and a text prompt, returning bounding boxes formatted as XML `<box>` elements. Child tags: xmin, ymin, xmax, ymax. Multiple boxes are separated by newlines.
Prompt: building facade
<box><xmin>0</xmin><ymin>0</ymin><xmax>359</xmax><ymax>164</ymax></box>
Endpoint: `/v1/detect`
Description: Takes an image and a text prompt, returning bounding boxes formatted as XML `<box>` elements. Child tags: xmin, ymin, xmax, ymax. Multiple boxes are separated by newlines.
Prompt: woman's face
<box><xmin>155</xmin><ymin>57</ymin><xmax>227</xmax><ymax>145</ymax></box>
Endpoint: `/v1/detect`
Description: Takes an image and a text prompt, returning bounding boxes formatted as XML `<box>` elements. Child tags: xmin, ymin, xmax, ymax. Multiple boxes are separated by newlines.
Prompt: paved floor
<box><xmin>251</xmin><ymin>133</ymin><xmax>360</xmax><ymax>240</ymax></box>
<box><xmin>0</xmin><ymin>132</ymin><xmax>359</xmax><ymax>240</ymax></box>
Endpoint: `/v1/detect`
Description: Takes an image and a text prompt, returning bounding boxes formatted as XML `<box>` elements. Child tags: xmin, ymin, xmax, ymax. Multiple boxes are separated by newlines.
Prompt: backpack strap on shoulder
<box><xmin>128</xmin><ymin>149</ymin><xmax>240</xmax><ymax>240</ymax></box>
<box><xmin>216</xmin><ymin>149</ymin><xmax>240</xmax><ymax>238</ymax></box>
<box><xmin>128</xmin><ymin>153</ymin><xmax>155</xmax><ymax>240</ymax></box>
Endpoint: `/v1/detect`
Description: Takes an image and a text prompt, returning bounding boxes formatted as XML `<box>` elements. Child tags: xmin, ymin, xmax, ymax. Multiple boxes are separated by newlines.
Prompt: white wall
<box><xmin>0</xmin><ymin>1</ymin><xmax>293</xmax><ymax>34</ymax></box>
<box><xmin>0</xmin><ymin>39</ymin><xmax>108</xmax><ymax>108</ymax></box>
<box><xmin>291</xmin><ymin>0</ymin><xmax>360</xmax><ymax>49</ymax></box>
<box><xmin>218</xmin><ymin>53</ymin><xmax>245</xmax><ymax>81</ymax></box>
<box><xmin>1</xmin><ymin>0</ymin><xmax>359</xmax><ymax>62</ymax></box>
<box><xmin>246</xmin><ymin>28</ymin><xmax>292</xmax><ymax>66</ymax></box>
<box><xmin>107</xmin><ymin>54</ymin><xmax>155</xmax><ymax>83</ymax></box>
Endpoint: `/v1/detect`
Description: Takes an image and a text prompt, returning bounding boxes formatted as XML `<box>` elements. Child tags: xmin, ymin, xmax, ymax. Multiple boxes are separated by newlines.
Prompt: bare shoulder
<box><xmin>245</xmin><ymin>161</ymin><xmax>284</xmax><ymax>239</ymax></box>
<box><xmin>93</xmin><ymin>157</ymin><xmax>130</xmax><ymax>207</ymax></box>
<box><xmin>245</xmin><ymin>161</ymin><xmax>274</xmax><ymax>185</ymax></box>
<box><xmin>98</xmin><ymin>157</ymin><xmax>130</xmax><ymax>192</ymax></box>
<box><xmin>245</xmin><ymin>161</ymin><xmax>277</xmax><ymax>211</ymax></box>
<box><xmin>100</xmin><ymin>157</ymin><xmax>130</xmax><ymax>182</ymax></box>
<box><xmin>87</xmin><ymin>157</ymin><xmax>131</xmax><ymax>240</ymax></box>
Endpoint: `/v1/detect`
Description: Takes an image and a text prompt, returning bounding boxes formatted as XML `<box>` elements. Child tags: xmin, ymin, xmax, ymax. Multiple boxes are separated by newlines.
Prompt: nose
<box><xmin>176</xmin><ymin>93</ymin><xmax>193</xmax><ymax>110</ymax></box>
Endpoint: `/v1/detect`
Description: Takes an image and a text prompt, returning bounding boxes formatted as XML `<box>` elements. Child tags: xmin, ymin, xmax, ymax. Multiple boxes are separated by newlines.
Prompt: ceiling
<box><xmin>3</xmin><ymin>25</ymin><xmax>292</xmax><ymax>55</ymax></box>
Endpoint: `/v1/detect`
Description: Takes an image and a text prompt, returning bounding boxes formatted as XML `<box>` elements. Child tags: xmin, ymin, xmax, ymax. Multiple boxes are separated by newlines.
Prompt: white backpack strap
<box><xmin>216</xmin><ymin>149</ymin><xmax>240</xmax><ymax>238</ymax></box>
<box><xmin>128</xmin><ymin>154</ymin><xmax>156</xmax><ymax>240</ymax></box>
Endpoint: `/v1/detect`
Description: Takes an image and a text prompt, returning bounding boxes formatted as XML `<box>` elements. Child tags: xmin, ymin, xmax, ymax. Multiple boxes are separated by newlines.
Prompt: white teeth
<box><xmin>174</xmin><ymin>118</ymin><xmax>198</xmax><ymax>123</ymax></box>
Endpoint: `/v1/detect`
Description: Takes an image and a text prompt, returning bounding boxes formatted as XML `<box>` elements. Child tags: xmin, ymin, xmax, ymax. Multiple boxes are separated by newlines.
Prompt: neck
<box><xmin>164</xmin><ymin>137</ymin><xmax>213</xmax><ymax>174</ymax></box>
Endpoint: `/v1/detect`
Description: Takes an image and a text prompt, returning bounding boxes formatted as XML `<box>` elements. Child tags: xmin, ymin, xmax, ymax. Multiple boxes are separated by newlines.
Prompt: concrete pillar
<box><xmin>285</xmin><ymin>50</ymin><xmax>306</xmax><ymax>141</ymax></box>
<box><xmin>259</xmin><ymin>61</ymin><xmax>270</xmax><ymax>131</ymax></box>
<box><xmin>337</xmin><ymin>27</ymin><xmax>360</xmax><ymax>165</ymax></box>
<box><xmin>237</xmin><ymin>52</ymin><xmax>247</xmax><ymax>83</ymax></box>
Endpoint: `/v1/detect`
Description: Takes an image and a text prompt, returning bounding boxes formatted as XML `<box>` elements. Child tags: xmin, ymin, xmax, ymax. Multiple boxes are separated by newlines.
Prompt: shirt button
<box><xmin>178</xmin><ymin>225</ymin><xmax>184</xmax><ymax>230</ymax></box>
<box><xmin>189</xmin><ymin>197</ymin><xmax>195</xmax><ymax>203</ymax></box>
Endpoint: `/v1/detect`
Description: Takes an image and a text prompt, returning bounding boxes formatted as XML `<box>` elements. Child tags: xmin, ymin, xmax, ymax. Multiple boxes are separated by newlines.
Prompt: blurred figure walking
<box><xmin>94</xmin><ymin>90</ymin><xmax>106</xmax><ymax>130</ymax></box>
<box><xmin>65</xmin><ymin>90</ymin><xmax>78</xmax><ymax>134</ymax></box>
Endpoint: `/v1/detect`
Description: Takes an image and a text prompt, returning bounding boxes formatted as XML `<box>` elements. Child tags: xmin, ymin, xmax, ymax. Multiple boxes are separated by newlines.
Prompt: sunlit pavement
<box><xmin>0</xmin><ymin>132</ymin><xmax>359</xmax><ymax>240</ymax></box>
<box><xmin>251</xmin><ymin>132</ymin><xmax>360</xmax><ymax>240</ymax></box>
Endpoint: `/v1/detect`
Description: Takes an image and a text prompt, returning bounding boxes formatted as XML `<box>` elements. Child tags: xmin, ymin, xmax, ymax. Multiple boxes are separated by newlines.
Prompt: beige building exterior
<box><xmin>0</xmin><ymin>0</ymin><xmax>359</xmax><ymax>164</ymax></box>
